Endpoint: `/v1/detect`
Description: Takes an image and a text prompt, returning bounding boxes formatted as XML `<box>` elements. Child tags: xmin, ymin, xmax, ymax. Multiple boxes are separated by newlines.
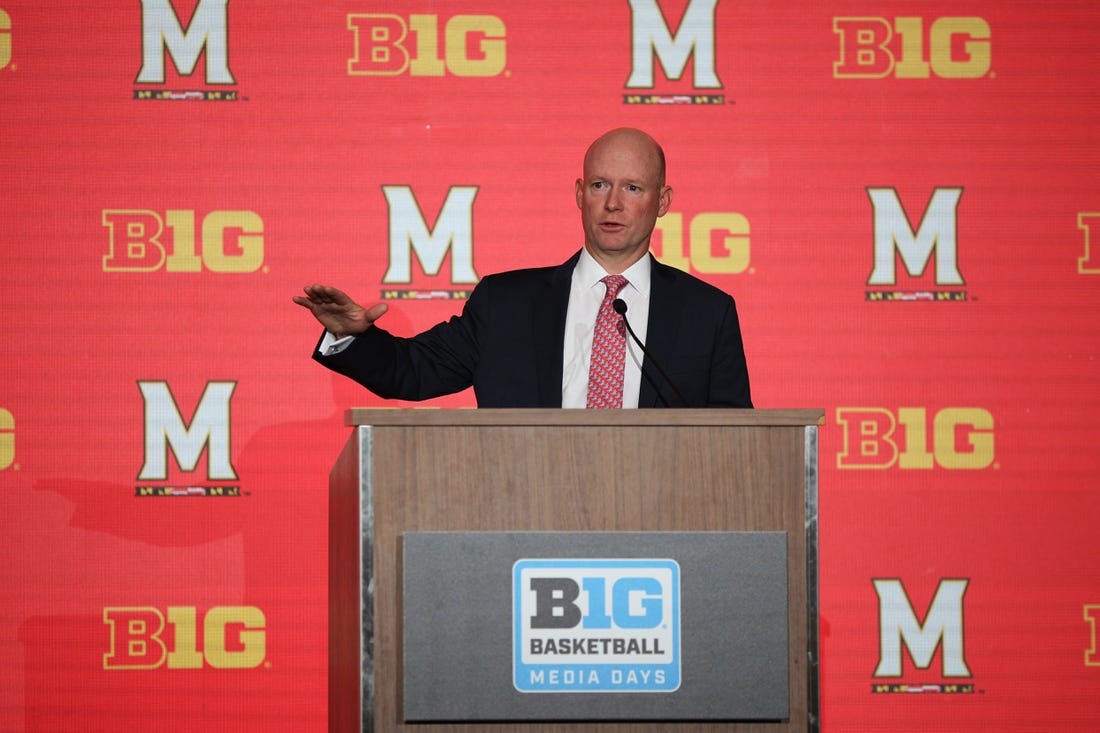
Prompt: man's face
<box><xmin>575</xmin><ymin>133</ymin><xmax>672</xmax><ymax>270</ymax></box>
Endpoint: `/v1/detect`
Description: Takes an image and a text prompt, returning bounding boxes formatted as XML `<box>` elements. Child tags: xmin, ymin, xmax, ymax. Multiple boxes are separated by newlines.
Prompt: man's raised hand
<box><xmin>293</xmin><ymin>284</ymin><xmax>388</xmax><ymax>338</ymax></box>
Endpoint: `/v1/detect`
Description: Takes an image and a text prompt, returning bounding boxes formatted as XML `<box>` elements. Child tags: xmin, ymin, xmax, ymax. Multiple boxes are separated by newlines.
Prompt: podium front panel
<box><xmin>403</xmin><ymin>531</ymin><xmax>789</xmax><ymax>722</ymax></box>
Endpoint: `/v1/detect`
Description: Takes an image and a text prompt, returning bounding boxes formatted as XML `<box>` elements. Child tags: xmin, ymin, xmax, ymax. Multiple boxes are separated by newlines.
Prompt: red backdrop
<box><xmin>2</xmin><ymin>1</ymin><xmax>1099</xmax><ymax>730</ymax></box>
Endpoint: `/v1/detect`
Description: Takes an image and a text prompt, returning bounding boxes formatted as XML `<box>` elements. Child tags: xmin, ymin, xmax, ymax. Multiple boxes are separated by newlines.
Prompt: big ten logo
<box><xmin>1</xmin><ymin>9</ymin><xmax>11</xmax><ymax>70</ymax></box>
<box><xmin>1078</xmin><ymin>213</ymin><xmax>1100</xmax><ymax>274</ymax></box>
<box><xmin>103</xmin><ymin>606</ymin><xmax>265</xmax><ymax>670</ymax></box>
<box><xmin>136</xmin><ymin>0</ymin><xmax>234</xmax><ymax>85</ymax></box>
<box><xmin>514</xmin><ymin>559</ymin><xmax>679</xmax><ymax>692</ymax></box>
<box><xmin>836</xmin><ymin>407</ymin><xmax>995</xmax><ymax>470</ymax></box>
<box><xmin>0</xmin><ymin>408</ymin><xmax>13</xmax><ymax>470</ymax></box>
<box><xmin>866</xmin><ymin>187</ymin><xmax>965</xmax><ymax>295</ymax></box>
<box><xmin>625</xmin><ymin>0</ymin><xmax>721</xmax><ymax>90</ymax></box>
<box><xmin>138</xmin><ymin>381</ymin><xmax>237</xmax><ymax>483</ymax></box>
<box><xmin>833</xmin><ymin>17</ymin><xmax>991</xmax><ymax>79</ymax></box>
<box><xmin>1085</xmin><ymin>605</ymin><xmax>1100</xmax><ymax>667</ymax></box>
<box><xmin>873</xmin><ymin>578</ymin><xmax>971</xmax><ymax>679</ymax></box>
<box><xmin>527</xmin><ymin>575</ymin><xmax>667</xmax><ymax>631</ymax></box>
<box><xmin>347</xmin><ymin>12</ymin><xmax>506</xmax><ymax>77</ymax></box>
<box><xmin>102</xmin><ymin>210</ymin><xmax>263</xmax><ymax>273</ymax></box>
<box><xmin>653</xmin><ymin>211</ymin><xmax>750</xmax><ymax>275</ymax></box>
<box><xmin>381</xmin><ymin>185</ymin><xmax>478</xmax><ymax>285</ymax></box>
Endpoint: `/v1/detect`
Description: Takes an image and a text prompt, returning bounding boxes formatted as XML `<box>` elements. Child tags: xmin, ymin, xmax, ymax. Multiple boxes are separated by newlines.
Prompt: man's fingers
<box><xmin>365</xmin><ymin>302</ymin><xmax>389</xmax><ymax>322</ymax></box>
<box><xmin>304</xmin><ymin>284</ymin><xmax>331</xmax><ymax>303</ymax></box>
<box><xmin>299</xmin><ymin>284</ymin><xmax>346</xmax><ymax>306</ymax></box>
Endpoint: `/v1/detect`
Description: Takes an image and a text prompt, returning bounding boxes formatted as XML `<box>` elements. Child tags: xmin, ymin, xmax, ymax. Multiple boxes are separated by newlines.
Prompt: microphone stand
<box><xmin>612</xmin><ymin>298</ymin><xmax>690</xmax><ymax>408</ymax></box>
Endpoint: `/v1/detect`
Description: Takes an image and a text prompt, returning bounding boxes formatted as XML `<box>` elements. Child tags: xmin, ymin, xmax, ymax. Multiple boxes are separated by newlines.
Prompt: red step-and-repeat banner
<box><xmin>2</xmin><ymin>1</ymin><xmax>1098</xmax><ymax>730</ymax></box>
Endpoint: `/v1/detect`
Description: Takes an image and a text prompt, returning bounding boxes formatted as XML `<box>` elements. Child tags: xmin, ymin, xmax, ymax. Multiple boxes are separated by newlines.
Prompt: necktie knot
<box><xmin>602</xmin><ymin>274</ymin><xmax>629</xmax><ymax>300</ymax></box>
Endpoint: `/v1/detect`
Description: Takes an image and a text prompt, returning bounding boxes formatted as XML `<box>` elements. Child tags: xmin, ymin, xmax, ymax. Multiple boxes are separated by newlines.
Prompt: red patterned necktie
<box><xmin>586</xmin><ymin>274</ymin><xmax>630</xmax><ymax>409</ymax></box>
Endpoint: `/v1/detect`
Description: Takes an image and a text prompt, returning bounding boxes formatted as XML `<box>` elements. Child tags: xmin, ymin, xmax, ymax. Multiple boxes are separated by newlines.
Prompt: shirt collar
<box><xmin>576</xmin><ymin>248</ymin><xmax>652</xmax><ymax>297</ymax></box>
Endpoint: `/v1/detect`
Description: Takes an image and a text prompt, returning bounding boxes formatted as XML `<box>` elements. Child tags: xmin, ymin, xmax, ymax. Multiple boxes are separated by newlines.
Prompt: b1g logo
<box><xmin>103</xmin><ymin>209</ymin><xmax>264</xmax><ymax>273</ymax></box>
<box><xmin>834</xmin><ymin>17</ymin><xmax>991</xmax><ymax>79</ymax></box>
<box><xmin>514</xmin><ymin>559</ymin><xmax>680</xmax><ymax>693</ymax></box>
<box><xmin>1078</xmin><ymin>213</ymin><xmax>1100</xmax><ymax>274</ymax></box>
<box><xmin>0</xmin><ymin>408</ymin><xmax>13</xmax><ymax>470</ymax></box>
<box><xmin>347</xmin><ymin>12</ymin><xmax>506</xmax><ymax>77</ymax></box>
<box><xmin>104</xmin><ymin>606</ymin><xmax>265</xmax><ymax>670</ymax></box>
<box><xmin>1085</xmin><ymin>605</ymin><xmax>1100</xmax><ymax>667</ymax></box>
<box><xmin>624</xmin><ymin>0</ymin><xmax>724</xmax><ymax>105</ymax></box>
<box><xmin>653</xmin><ymin>210</ymin><xmax>750</xmax><ymax>275</ymax></box>
<box><xmin>1</xmin><ymin>9</ymin><xmax>12</xmax><ymax>70</ymax></box>
<box><xmin>836</xmin><ymin>407</ymin><xmax>995</xmax><ymax>470</ymax></box>
<box><xmin>135</xmin><ymin>0</ymin><xmax>239</xmax><ymax>100</ymax></box>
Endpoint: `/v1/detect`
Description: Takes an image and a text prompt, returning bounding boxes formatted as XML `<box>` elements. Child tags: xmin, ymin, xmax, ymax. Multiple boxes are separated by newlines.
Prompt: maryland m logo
<box><xmin>136</xmin><ymin>0</ymin><xmax>235</xmax><ymax>85</ymax></box>
<box><xmin>138</xmin><ymin>381</ymin><xmax>237</xmax><ymax>482</ymax></box>
<box><xmin>382</xmin><ymin>185</ymin><xmax>479</xmax><ymax>285</ymax></box>
<box><xmin>625</xmin><ymin>0</ymin><xmax>721</xmax><ymax>89</ymax></box>
<box><xmin>867</xmin><ymin>187</ymin><xmax>964</xmax><ymax>287</ymax></box>
<box><xmin>874</xmin><ymin>578</ymin><xmax>971</xmax><ymax>678</ymax></box>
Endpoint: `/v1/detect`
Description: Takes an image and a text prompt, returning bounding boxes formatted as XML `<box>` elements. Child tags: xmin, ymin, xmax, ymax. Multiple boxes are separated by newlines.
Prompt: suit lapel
<box><xmin>640</xmin><ymin>256</ymin><xmax>679</xmax><ymax>407</ymax></box>
<box><xmin>532</xmin><ymin>252</ymin><xmax>580</xmax><ymax>407</ymax></box>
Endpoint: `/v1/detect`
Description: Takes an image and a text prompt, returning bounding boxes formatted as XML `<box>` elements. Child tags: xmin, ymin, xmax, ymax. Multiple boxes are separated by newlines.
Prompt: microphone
<box><xmin>612</xmin><ymin>298</ymin><xmax>690</xmax><ymax>407</ymax></box>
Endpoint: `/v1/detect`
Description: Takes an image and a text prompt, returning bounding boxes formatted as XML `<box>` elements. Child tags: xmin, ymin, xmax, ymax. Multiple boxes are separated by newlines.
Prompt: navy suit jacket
<box><xmin>313</xmin><ymin>251</ymin><xmax>752</xmax><ymax>408</ymax></box>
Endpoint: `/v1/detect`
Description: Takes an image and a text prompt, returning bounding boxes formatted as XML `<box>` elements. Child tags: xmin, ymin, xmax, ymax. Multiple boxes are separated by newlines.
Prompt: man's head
<box><xmin>575</xmin><ymin>127</ymin><xmax>673</xmax><ymax>273</ymax></box>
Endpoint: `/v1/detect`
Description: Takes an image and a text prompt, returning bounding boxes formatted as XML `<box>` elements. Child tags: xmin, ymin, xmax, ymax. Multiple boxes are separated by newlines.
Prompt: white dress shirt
<box><xmin>560</xmin><ymin>249</ymin><xmax>651</xmax><ymax>408</ymax></box>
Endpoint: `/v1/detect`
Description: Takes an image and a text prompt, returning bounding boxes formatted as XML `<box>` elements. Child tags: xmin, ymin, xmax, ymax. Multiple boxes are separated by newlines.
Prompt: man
<box><xmin>293</xmin><ymin>127</ymin><xmax>752</xmax><ymax>408</ymax></box>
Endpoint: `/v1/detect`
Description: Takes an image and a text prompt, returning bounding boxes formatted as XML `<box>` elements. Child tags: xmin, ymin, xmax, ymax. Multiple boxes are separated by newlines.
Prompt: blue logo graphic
<box><xmin>513</xmin><ymin>558</ymin><xmax>680</xmax><ymax>693</ymax></box>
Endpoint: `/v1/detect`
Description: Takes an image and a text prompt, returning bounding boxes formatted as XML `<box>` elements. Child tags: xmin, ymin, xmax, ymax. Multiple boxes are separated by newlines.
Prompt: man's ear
<box><xmin>657</xmin><ymin>185</ymin><xmax>673</xmax><ymax>217</ymax></box>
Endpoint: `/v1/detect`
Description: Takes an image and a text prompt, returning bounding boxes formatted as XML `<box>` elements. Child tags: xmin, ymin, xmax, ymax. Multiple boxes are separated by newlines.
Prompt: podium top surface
<box><xmin>345</xmin><ymin>408</ymin><xmax>825</xmax><ymax>428</ymax></box>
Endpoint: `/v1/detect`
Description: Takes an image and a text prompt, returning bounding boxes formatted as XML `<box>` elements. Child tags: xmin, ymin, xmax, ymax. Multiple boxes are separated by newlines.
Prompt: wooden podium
<box><xmin>329</xmin><ymin>408</ymin><xmax>823</xmax><ymax>732</ymax></box>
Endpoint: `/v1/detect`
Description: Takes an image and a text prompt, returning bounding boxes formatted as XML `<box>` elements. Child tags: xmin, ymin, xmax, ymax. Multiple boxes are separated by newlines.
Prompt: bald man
<box><xmin>294</xmin><ymin>128</ymin><xmax>752</xmax><ymax>408</ymax></box>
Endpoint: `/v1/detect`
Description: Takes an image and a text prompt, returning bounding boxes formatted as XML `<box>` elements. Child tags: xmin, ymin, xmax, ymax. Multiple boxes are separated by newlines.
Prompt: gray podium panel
<box><xmin>403</xmin><ymin>531</ymin><xmax>788</xmax><ymax>722</ymax></box>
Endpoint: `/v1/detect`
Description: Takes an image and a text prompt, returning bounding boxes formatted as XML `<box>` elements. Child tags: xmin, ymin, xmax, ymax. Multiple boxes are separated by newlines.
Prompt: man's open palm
<box><xmin>293</xmin><ymin>284</ymin><xmax>388</xmax><ymax>338</ymax></box>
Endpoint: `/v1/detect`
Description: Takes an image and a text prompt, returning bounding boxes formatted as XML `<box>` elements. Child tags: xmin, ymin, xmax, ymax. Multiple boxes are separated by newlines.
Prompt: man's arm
<box><xmin>706</xmin><ymin>296</ymin><xmax>753</xmax><ymax>408</ymax></box>
<box><xmin>294</xmin><ymin>282</ymin><xmax>484</xmax><ymax>402</ymax></box>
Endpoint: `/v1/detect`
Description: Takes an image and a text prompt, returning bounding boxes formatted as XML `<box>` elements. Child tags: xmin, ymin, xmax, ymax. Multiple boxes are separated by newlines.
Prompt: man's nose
<box><xmin>604</xmin><ymin>188</ymin><xmax>622</xmax><ymax>210</ymax></box>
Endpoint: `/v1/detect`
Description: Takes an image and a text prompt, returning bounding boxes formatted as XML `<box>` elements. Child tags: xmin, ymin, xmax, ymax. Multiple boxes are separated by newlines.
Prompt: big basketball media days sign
<box><xmin>513</xmin><ymin>558</ymin><xmax>681</xmax><ymax>693</ymax></box>
<box><xmin>401</xmin><ymin>531</ymin><xmax>789</xmax><ymax>722</ymax></box>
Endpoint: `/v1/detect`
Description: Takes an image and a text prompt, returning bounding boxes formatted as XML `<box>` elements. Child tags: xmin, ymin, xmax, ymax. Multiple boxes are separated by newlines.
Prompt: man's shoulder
<box><xmin>475</xmin><ymin>252</ymin><xmax>579</xmax><ymax>290</ymax></box>
<box><xmin>652</xmin><ymin>257</ymin><xmax>735</xmax><ymax>304</ymax></box>
<box><xmin>483</xmin><ymin>263</ymin><xmax>559</xmax><ymax>283</ymax></box>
